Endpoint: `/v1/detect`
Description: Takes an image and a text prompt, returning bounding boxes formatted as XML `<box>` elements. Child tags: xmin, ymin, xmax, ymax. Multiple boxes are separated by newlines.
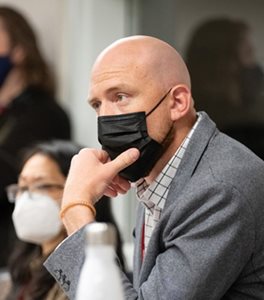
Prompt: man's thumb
<box><xmin>109</xmin><ymin>148</ymin><xmax>140</xmax><ymax>174</ymax></box>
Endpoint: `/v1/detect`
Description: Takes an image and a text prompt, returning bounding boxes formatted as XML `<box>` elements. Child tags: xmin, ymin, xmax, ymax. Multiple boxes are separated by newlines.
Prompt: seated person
<box><xmin>5</xmin><ymin>140</ymin><xmax>125</xmax><ymax>300</ymax></box>
<box><xmin>45</xmin><ymin>36</ymin><xmax>264</xmax><ymax>300</ymax></box>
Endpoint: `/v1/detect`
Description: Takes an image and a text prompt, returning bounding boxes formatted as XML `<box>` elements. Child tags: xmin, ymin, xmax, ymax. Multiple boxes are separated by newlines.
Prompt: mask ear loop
<box><xmin>131</xmin><ymin>87</ymin><xmax>173</xmax><ymax>128</ymax></box>
<box><xmin>146</xmin><ymin>88</ymin><xmax>172</xmax><ymax>117</ymax></box>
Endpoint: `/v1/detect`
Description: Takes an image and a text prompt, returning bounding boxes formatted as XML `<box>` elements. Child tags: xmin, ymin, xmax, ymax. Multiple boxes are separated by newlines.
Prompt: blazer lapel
<box><xmin>164</xmin><ymin>112</ymin><xmax>218</xmax><ymax>211</ymax></box>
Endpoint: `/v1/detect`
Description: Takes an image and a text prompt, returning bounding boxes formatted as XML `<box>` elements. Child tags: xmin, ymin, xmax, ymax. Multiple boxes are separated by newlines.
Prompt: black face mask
<box><xmin>97</xmin><ymin>89</ymin><xmax>172</xmax><ymax>182</ymax></box>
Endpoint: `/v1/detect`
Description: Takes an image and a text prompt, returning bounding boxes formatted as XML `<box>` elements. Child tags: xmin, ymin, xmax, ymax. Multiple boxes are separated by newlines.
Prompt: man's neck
<box><xmin>145</xmin><ymin>114</ymin><xmax>197</xmax><ymax>185</ymax></box>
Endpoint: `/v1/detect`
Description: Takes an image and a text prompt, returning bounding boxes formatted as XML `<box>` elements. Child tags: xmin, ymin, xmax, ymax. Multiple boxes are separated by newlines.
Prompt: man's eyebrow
<box><xmin>87</xmin><ymin>96</ymin><xmax>98</xmax><ymax>105</ymax></box>
<box><xmin>87</xmin><ymin>85</ymin><xmax>130</xmax><ymax>104</ymax></box>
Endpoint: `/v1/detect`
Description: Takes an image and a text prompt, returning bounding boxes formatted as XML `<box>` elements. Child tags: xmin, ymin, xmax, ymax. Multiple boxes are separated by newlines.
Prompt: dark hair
<box><xmin>8</xmin><ymin>140</ymin><xmax>126</xmax><ymax>299</ymax></box>
<box><xmin>20</xmin><ymin>139</ymin><xmax>81</xmax><ymax>177</ymax></box>
<box><xmin>185</xmin><ymin>18</ymin><xmax>251</xmax><ymax>126</ymax></box>
<box><xmin>0</xmin><ymin>6</ymin><xmax>55</xmax><ymax>95</ymax></box>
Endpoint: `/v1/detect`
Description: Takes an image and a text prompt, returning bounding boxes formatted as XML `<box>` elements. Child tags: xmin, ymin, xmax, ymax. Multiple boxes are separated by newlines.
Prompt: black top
<box><xmin>0</xmin><ymin>87</ymin><xmax>71</xmax><ymax>155</ymax></box>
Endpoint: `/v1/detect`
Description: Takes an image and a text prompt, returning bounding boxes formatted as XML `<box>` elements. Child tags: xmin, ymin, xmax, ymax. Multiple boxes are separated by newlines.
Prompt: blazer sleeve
<box><xmin>44</xmin><ymin>227</ymin><xmax>86</xmax><ymax>300</ymax></box>
<box><xmin>45</xmin><ymin>226</ymin><xmax>135</xmax><ymax>300</ymax></box>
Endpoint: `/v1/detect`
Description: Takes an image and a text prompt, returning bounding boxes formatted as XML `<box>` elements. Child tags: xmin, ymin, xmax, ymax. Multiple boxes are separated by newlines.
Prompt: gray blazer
<box><xmin>45</xmin><ymin>112</ymin><xmax>264</xmax><ymax>299</ymax></box>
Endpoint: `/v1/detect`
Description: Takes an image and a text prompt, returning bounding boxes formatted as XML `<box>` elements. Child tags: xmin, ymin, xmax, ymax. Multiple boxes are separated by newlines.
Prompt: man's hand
<box><xmin>61</xmin><ymin>147</ymin><xmax>140</xmax><ymax>235</ymax></box>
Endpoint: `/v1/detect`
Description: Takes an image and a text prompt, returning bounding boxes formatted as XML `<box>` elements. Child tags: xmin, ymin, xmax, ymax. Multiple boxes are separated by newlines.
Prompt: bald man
<box><xmin>45</xmin><ymin>36</ymin><xmax>264</xmax><ymax>299</ymax></box>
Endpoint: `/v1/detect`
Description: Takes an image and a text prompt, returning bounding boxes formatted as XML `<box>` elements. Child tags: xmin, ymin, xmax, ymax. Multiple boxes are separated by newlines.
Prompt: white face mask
<box><xmin>12</xmin><ymin>192</ymin><xmax>63</xmax><ymax>245</ymax></box>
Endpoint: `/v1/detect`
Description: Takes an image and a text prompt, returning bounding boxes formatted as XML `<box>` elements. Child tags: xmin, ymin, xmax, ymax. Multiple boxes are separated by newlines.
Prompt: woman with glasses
<box><xmin>4</xmin><ymin>140</ymin><xmax>125</xmax><ymax>300</ymax></box>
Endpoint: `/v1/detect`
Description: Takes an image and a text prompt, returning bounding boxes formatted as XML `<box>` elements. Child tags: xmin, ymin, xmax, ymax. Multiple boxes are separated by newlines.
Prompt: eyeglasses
<box><xmin>6</xmin><ymin>183</ymin><xmax>64</xmax><ymax>203</ymax></box>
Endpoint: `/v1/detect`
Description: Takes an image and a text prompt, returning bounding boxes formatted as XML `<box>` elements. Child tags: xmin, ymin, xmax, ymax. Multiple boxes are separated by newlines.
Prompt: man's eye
<box><xmin>116</xmin><ymin>94</ymin><xmax>127</xmax><ymax>102</ymax></box>
<box><xmin>91</xmin><ymin>101</ymin><xmax>101</xmax><ymax>110</ymax></box>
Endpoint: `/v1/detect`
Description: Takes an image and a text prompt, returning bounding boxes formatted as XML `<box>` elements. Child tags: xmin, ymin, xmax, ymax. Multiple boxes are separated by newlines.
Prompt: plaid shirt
<box><xmin>136</xmin><ymin>113</ymin><xmax>201</xmax><ymax>255</ymax></box>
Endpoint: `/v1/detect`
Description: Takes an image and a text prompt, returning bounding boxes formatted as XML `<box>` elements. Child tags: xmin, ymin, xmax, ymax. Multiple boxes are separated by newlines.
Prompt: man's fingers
<box><xmin>95</xmin><ymin>149</ymin><xmax>110</xmax><ymax>163</ymax></box>
<box><xmin>112</xmin><ymin>175</ymin><xmax>131</xmax><ymax>191</ymax></box>
<box><xmin>104</xmin><ymin>187</ymin><xmax>118</xmax><ymax>198</ymax></box>
<box><xmin>108</xmin><ymin>148</ymin><xmax>140</xmax><ymax>175</ymax></box>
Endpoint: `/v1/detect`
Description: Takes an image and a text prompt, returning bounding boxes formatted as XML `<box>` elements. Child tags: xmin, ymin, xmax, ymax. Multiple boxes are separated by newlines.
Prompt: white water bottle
<box><xmin>75</xmin><ymin>222</ymin><xmax>124</xmax><ymax>300</ymax></box>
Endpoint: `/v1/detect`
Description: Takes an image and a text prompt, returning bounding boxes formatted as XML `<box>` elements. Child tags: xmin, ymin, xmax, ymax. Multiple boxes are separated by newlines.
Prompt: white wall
<box><xmin>61</xmin><ymin>0</ymin><xmax>128</xmax><ymax>148</ymax></box>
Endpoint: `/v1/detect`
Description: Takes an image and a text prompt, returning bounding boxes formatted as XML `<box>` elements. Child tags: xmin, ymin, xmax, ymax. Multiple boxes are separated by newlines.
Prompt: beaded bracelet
<box><xmin>60</xmin><ymin>201</ymin><xmax>96</xmax><ymax>219</ymax></box>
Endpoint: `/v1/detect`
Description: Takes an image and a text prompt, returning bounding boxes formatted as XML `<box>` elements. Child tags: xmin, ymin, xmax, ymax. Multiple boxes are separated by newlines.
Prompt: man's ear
<box><xmin>169</xmin><ymin>84</ymin><xmax>192</xmax><ymax>121</ymax></box>
<box><xmin>10</xmin><ymin>45</ymin><xmax>25</xmax><ymax>64</ymax></box>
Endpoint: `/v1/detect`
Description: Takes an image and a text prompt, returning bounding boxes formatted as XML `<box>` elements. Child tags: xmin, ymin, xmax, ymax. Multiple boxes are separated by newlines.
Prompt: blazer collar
<box><xmin>164</xmin><ymin>111</ymin><xmax>218</xmax><ymax>211</ymax></box>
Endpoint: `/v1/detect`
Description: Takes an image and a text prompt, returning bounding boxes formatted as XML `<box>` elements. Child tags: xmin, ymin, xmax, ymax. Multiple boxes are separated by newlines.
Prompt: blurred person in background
<box><xmin>3</xmin><ymin>140</ymin><xmax>125</xmax><ymax>300</ymax></box>
<box><xmin>185</xmin><ymin>18</ymin><xmax>264</xmax><ymax>159</ymax></box>
<box><xmin>0</xmin><ymin>6</ymin><xmax>71</xmax><ymax>268</ymax></box>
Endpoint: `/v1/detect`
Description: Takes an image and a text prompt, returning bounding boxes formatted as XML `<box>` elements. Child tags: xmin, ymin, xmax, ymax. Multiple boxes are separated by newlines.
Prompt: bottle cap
<box><xmin>84</xmin><ymin>222</ymin><xmax>116</xmax><ymax>246</ymax></box>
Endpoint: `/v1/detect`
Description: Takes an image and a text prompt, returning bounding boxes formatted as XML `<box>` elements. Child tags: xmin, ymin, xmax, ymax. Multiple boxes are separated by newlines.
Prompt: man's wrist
<box><xmin>61</xmin><ymin>203</ymin><xmax>96</xmax><ymax>235</ymax></box>
<box><xmin>60</xmin><ymin>201</ymin><xmax>96</xmax><ymax>219</ymax></box>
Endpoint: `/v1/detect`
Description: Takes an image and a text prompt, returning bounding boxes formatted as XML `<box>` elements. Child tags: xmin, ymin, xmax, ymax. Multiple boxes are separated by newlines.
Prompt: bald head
<box><xmin>91</xmin><ymin>35</ymin><xmax>191</xmax><ymax>90</ymax></box>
